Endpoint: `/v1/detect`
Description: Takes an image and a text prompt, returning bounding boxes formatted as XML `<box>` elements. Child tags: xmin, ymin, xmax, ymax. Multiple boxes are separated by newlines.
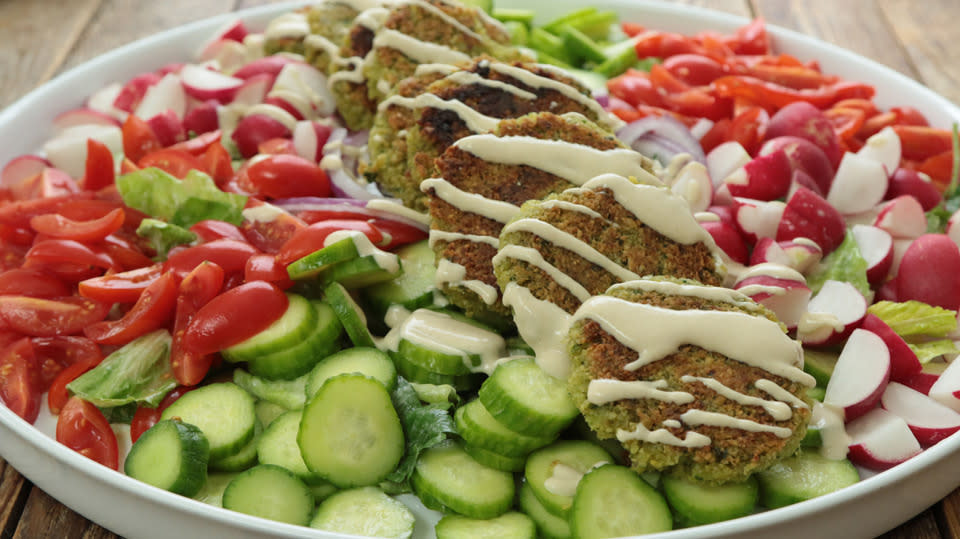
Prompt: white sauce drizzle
<box><xmin>442</xmin><ymin>71</ymin><xmax>538</xmax><ymax>100</ymax></box>
<box><xmin>429</xmin><ymin>229</ymin><xmax>499</xmax><ymax>249</ymax></box>
<box><xmin>810</xmin><ymin>402</ymin><xmax>851</xmax><ymax>460</ymax></box>
<box><xmin>434</xmin><ymin>259</ymin><xmax>498</xmax><ymax>305</ymax></box>
<box><xmin>381</xmin><ymin>308</ymin><xmax>506</xmax><ymax>374</ymax></box>
<box><xmin>737</xmin><ymin>262</ymin><xmax>806</xmax><ymax>283</ymax></box>
<box><xmin>617</xmin><ymin>422</ymin><xmax>711</xmax><ymax>448</ymax></box>
<box><xmin>264</xmin><ymin>12</ymin><xmax>311</xmax><ymax>40</ymax></box>
<box><xmin>755</xmin><ymin>379</ymin><xmax>810</xmax><ymax>409</ymax></box>
<box><xmin>537</xmin><ymin>199</ymin><xmax>604</xmax><ymax>219</ymax></box>
<box><xmin>543</xmin><ymin>462</ymin><xmax>608</xmax><ymax>497</ymax></box>
<box><xmin>323</xmin><ymin>230</ymin><xmax>400</xmax><ymax>274</ymax></box>
<box><xmin>420</xmin><ymin>178</ymin><xmax>520</xmax><ymax>223</ymax></box>
<box><xmin>662</xmin><ymin>419</ymin><xmax>682</xmax><ymax>429</ymax></box>
<box><xmin>587</xmin><ymin>379</ymin><xmax>694</xmax><ymax>406</ymax></box>
<box><xmin>680</xmin><ymin>409</ymin><xmax>793</xmax><ymax>438</ymax></box>
<box><xmin>499</xmin><ymin>283</ymin><xmax>572</xmax><ymax>379</ymax></box>
<box><xmin>373</xmin><ymin>29</ymin><xmax>472</xmax><ymax>65</ymax></box>
<box><xmin>681</xmin><ymin>375</ymin><xmax>792</xmax><ymax>421</ymax></box>
<box><xmin>380</xmin><ymin>93</ymin><xmax>499</xmax><ymax>133</ymax></box>
<box><xmin>365</xmin><ymin>199</ymin><xmax>431</xmax><ymax>226</ymax></box>
<box><xmin>492</xmin><ymin>245</ymin><xmax>591</xmax><ymax>302</ymax></box>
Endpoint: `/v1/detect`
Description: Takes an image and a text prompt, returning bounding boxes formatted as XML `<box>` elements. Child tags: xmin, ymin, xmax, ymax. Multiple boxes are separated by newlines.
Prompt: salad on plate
<box><xmin>1</xmin><ymin>0</ymin><xmax>960</xmax><ymax>537</ymax></box>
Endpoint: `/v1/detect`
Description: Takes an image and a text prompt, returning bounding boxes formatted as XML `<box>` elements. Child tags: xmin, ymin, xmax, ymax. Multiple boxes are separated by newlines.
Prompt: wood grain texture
<box><xmin>0</xmin><ymin>0</ymin><xmax>101</xmax><ymax>108</ymax></box>
<box><xmin>879</xmin><ymin>0</ymin><xmax>960</xmax><ymax>106</ymax></box>
<box><xmin>881</xmin><ymin>506</ymin><xmax>943</xmax><ymax>539</ymax></box>
<box><xmin>0</xmin><ymin>461</ymin><xmax>29</xmax><ymax>539</ymax></box>
<box><xmin>935</xmin><ymin>488</ymin><xmax>960</xmax><ymax>539</ymax></box>
<box><xmin>10</xmin><ymin>489</ymin><xmax>114</xmax><ymax>539</ymax></box>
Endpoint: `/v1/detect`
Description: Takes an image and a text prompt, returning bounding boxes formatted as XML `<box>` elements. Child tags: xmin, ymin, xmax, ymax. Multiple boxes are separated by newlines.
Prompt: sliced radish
<box><xmin>873</xmin><ymin>195</ymin><xmax>926</xmax><ymax>239</ymax></box>
<box><xmin>860</xmin><ymin>313</ymin><xmax>921</xmax><ymax>383</ymax></box>
<box><xmin>271</xmin><ymin>62</ymin><xmax>337</xmax><ymax>118</ymax></box>
<box><xmin>824</xmin><ymin>328</ymin><xmax>890</xmax><ymax>421</ymax></box>
<box><xmin>198</xmin><ymin>39</ymin><xmax>249</xmax><ymax>73</ymax></box>
<box><xmin>197</xmin><ymin>18</ymin><xmax>249</xmax><ymax>60</ymax></box>
<box><xmin>749</xmin><ymin>237</ymin><xmax>822</xmax><ymax>274</ymax></box>
<box><xmin>233</xmin><ymin>56</ymin><xmax>300</xmax><ymax>81</ymax></box>
<box><xmin>53</xmin><ymin>107</ymin><xmax>121</xmax><ymax>133</ymax></box>
<box><xmin>929</xmin><ymin>359</ymin><xmax>960</xmax><ymax>413</ymax></box>
<box><xmin>886</xmin><ymin>168</ymin><xmax>942</xmax><ymax>211</ymax></box>
<box><xmin>759</xmin><ymin>135</ymin><xmax>834</xmax><ymax>195</ymax></box>
<box><xmin>734</xmin><ymin>265</ymin><xmax>811</xmax><ymax>330</ymax></box>
<box><xmin>896</xmin><ymin>234</ymin><xmax>960</xmax><ymax>311</ymax></box>
<box><xmin>145</xmin><ymin>110</ymin><xmax>186</xmax><ymax>147</ymax></box>
<box><xmin>86</xmin><ymin>82</ymin><xmax>126</xmax><ymax>120</ymax></box>
<box><xmin>851</xmin><ymin>224</ymin><xmax>894</xmax><ymax>286</ymax></box>
<box><xmin>723</xmin><ymin>149</ymin><xmax>791</xmax><ymax>201</ymax></box>
<box><xmin>765</xmin><ymin>101</ymin><xmax>842</xmax><ymax>168</ymax></box>
<box><xmin>732</xmin><ymin>197</ymin><xmax>784</xmax><ymax>245</ymax></box>
<box><xmin>113</xmin><ymin>72</ymin><xmax>162</xmax><ymax>113</ymax></box>
<box><xmin>183</xmin><ymin>101</ymin><xmax>220</xmax><ymax>136</ymax></box>
<box><xmin>665</xmin><ymin>161</ymin><xmax>711</xmax><ymax>213</ymax></box>
<box><xmin>946</xmin><ymin>209</ymin><xmax>960</xmax><ymax>250</ymax></box>
<box><xmin>292</xmin><ymin>121</ymin><xmax>334</xmax><ymax>163</ymax></box>
<box><xmin>231</xmin><ymin>113</ymin><xmax>293</xmax><ymax>158</ymax></box>
<box><xmin>134</xmin><ymin>73</ymin><xmax>187</xmax><ymax>120</ymax></box>
<box><xmin>1</xmin><ymin>155</ymin><xmax>51</xmax><ymax>195</ymax></box>
<box><xmin>826</xmin><ymin>152</ymin><xmax>889</xmax><ymax>215</ymax></box>
<box><xmin>264</xmin><ymin>93</ymin><xmax>309</xmax><ymax>121</ymax></box>
<box><xmin>42</xmin><ymin>124</ymin><xmax>123</xmax><ymax>179</ymax></box>
<box><xmin>799</xmin><ymin>280</ymin><xmax>867</xmax><ymax>346</ymax></box>
<box><xmin>857</xmin><ymin>126</ymin><xmax>902</xmax><ymax>175</ymax></box>
<box><xmin>706</xmin><ymin>141</ymin><xmax>751</xmax><ymax>188</ymax></box>
<box><xmin>180</xmin><ymin>64</ymin><xmax>244</xmax><ymax>103</ymax></box>
<box><xmin>846</xmin><ymin>408</ymin><xmax>921</xmax><ymax>470</ymax></box>
<box><xmin>776</xmin><ymin>186</ymin><xmax>846</xmax><ymax>255</ymax></box>
<box><xmin>231</xmin><ymin>73</ymin><xmax>274</xmax><ymax>106</ymax></box>
<box><xmin>881</xmin><ymin>381</ymin><xmax>960</xmax><ymax>445</ymax></box>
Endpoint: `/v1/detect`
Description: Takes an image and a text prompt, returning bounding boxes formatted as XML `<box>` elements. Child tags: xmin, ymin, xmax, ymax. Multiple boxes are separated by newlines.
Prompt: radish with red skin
<box><xmin>182</xmin><ymin>101</ymin><xmax>220</xmax><ymax>136</ymax></box>
<box><xmin>896</xmin><ymin>234</ymin><xmax>960</xmax><ymax>310</ymax></box>
<box><xmin>929</xmin><ymin>359</ymin><xmax>960</xmax><ymax>413</ymax></box>
<box><xmin>196</xmin><ymin>19</ymin><xmax>248</xmax><ymax>60</ymax></box>
<box><xmin>776</xmin><ymin>186</ymin><xmax>846</xmax><ymax>255</ymax></box>
<box><xmin>233</xmin><ymin>56</ymin><xmax>300</xmax><ymax>81</ymax></box>
<box><xmin>180</xmin><ymin>64</ymin><xmax>244</xmax><ymax>103</ymax></box>
<box><xmin>263</xmin><ymin>95</ymin><xmax>307</xmax><ymax>121</ymax></box>
<box><xmin>231</xmin><ymin>114</ymin><xmax>293</xmax><ymax>159</ymax></box>
<box><xmin>749</xmin><ymin>237</ymin><xmax>822</xmax><ymax>274</ymax></box>
<box><xmin>198</xmin><ymin>39</ymin><xmax>248</xmax><ymax>73</ymax></box>
<box><xmin>723</xmin><ymin>149</ymin><xmax>792</xmax><ymax>201</ymax></box>
<box><xmin>86</xmin><ymin>82</ymin><xmax>126</xmax><ymax>121</ymax></box>
<box><xmin>759</xmin><ymin>135</ymin><xmax>835</xmax><ymax>195</ymax></box>
<box><xmin>826</xmin><ymin>152</ymin><xmax>889</xmax><ymax>215</ymax></box>
<box><xmin>799</xmin><ymin>280</ymin><xmax>868</xmax><ymax>346</ymax></box>
<box><xmin>846</xmin><ymin>408</ymin><xmax>921</xmax><ymax>471</ymax></box>
<box><xmin>666</xmin><ymin>161</ymin><xmax>712</xmax><ymax>212</ymax></box>
<box><xmin>823</xmin><ymin>328</ymin><xmax>890</xmax><ymax>421</ymax></box>
<box><xmin>873</xmin><ymin>195</ymin><xmax>926</xmax><ymax>239</ymax></box>
<box><xmin>860</xmin><ymin>313</ymin><xmax>921</xmax><ymax>383</ymax></box>
<box><xmin>880</xmin><ymin>382</ymin><xmax>960</xmax><ymax>445</ymax></box>
<box><xmin>52</xmin><ymin>108</ymin><xmax>121</xmax><ymax>133</ymax></box>
<box><xmin>292</xmin><ymin>121</ymin><xmax>334</xmax><ymax>163</ymax></box>
<box><xmin>134</xmin><ymin>73</ymin><xmax>187</xmax><ymax>121</ymax></box>
<box><xmin>876</xmin><ymin>278</ymin><xmax>899</xmax><ymax>303</ymax></box>
<box><xmin>734</xmin><ymin>266</ymin><xmax>811</xmax><ymax>330</ymax></box>
<box><xmin>1</xmin><ymin>156</ymin><xmax>50</xmax><ymax>194</ymax></box>
<box><xmin>731</xmin><ymin>197</ymin><xmax>785</xmax><ymax>244</ymax></box>
<box><xmin>851</xmin><ymin>224</ymin><xmax>894</xmax><ymax>286</ymax></box>
<box><xmin>787</xmin><ymin>169</ymin><xmax>823</xmax><ymax>198</ymax></box>
<box><xmin>271</xmin><ymin>63</ymin><xmax>337</xmax><ymax>118</ymax></box>
<box><xmin>885</xmin><ymin>168</ymin><xmax>942</xmax><ymax>211</ymax></box>
<box><xmin>903</xmin><ymin>371</ymin><xmax>939</xmax><ymax>396</ymax></box>
<box><xmin>857</xmin><ymin>126</ymin><xmax>902</xmax><ymax>175</ymax></box>
<box><xmin>113</xmin><ymin>72</ymin><xmax>161</xmax><ymax>113</ymax></box>
<box><xmin>145</xmin><ymin>110</ymin><xmax>186</xmax><ymax>147</ymax></box>
<box><xmin>43</xmin><ymin>124</ymin><xmax>123</xmax><ymax>179</ymax></box>
<box><xmin>231</xmin><ymin>74</ymin><xmax>275</xmax><ymax>106</ymax></box>
<box><xmin>765</xmin><ymin>101</ymin><xmax>842</xmax><ymax>167</ymax></box>
<box><xmin>706</xmin><ymin>140</ymin><xmax>751</xmax><ymax>188</ymax></box>
<box><xmin>945</xmin><ymin>210</ymin><xmax>960</xmax><ymax>250</ymax></box>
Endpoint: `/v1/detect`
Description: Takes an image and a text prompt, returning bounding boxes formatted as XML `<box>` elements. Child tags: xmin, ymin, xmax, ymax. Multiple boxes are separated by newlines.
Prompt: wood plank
<box><xmin>0</xmin><ymin>459</ymin><xmax>30</xmax><ymax>539</ymax></box>
<box><xmin>58</xmin><ymin>0</ymin><xmax>238</xmax><ymax>74</ymax></box>
<box><xmin>0</xmin><ymin>0</ymin><xmax>101</xmax><ymax>108</ymax></box>
<box><xmin>750</xmin><ymin>0</ymin><xmax>918</xmax><ymax>78</ymax></box>
<box><xmin>880</xmin><ymin>506</ymin><xmax>943</xmax><ymax>539</ymax></box>
<box><xmin>879</xmin><ymin>0</ymin><xmax>960</xmax><ymax>107</ymax></box>
<box><xmin>935</xmin><ymin>487</ymin><xmax>960</xmax><ymax>538</ymax></box>
<box><xmin>10</xmin><ymin>488</ymin><xmax>118</xmax><ymax>539</ymax></box>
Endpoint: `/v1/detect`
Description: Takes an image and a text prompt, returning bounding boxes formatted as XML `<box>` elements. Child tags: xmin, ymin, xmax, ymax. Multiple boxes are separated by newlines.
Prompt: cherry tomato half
<box><xmin>138</xmin><ymin>149</ymin><xmax>206</xmax><ymax>180</ymax></box>
<box><xmin>183</xmin><ymin>281</ymin><xmax>288</xmax><ymax>356</ymax></box>
<box><xmin>56</xmin><ymin>396</ymin><xmax>119</xmax><ymax>470</ymax></box>
<box><xmin>79</xmin><ymin>264</ymin><xmax>163</xmax><ymax>304</ymax></box>
<box><xmin>30</xmin><ymin>208</ymin><xmax>125</xmax><ymax>243</ymax></box>
<box><xmin>276</xmin><ymin>220</ymin><xmax>383</xmax><ymax>267</ymax></box>
<box><xmin>244</xmin><ymin>154</ymin><xmax>332</xmax><ymax>199</ymax></box>
<box><xmin>164</xmin><ymin>239</ymin><xmax>259</xmax><ymax>278</ymax></box>
<box><xmin>0</xmin><ymin>296</ymin><xmax>110</xmax><ymax>337</ymax></box>
<box><xmin>171</xmin><ymin>262</ymin><xmax>224</xmax><ymax>386</ymax></box>
<box><xmin>129</xmin><ymin>386</ymin><xmax>196</xmax><ymax>443</ymax></box>
<box><xmin>0</xmin><ymin>338</ymin><xmax>41</xmax><ymax>423</ymax></box>
<box><xmin>0</xmin><ymin>268</ymin><xmax>70</xmax><ymax>298</ymax></box>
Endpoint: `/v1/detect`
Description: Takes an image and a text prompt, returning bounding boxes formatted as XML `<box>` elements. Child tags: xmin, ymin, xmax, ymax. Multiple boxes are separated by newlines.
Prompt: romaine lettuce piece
<box><xmin>116</xmin><ymin>167</ymin><xmax>246</xmax><ymax>227</ymax></box>
<box><xmin>807</xmin><ymin>230</ymin><xmax>870</xmax><ymax>298</ymax></box>
<box><xmin>867</xmin><ymin>300</ymin><xmax>958</xmax><ymax>338</ymax></box>
<box><xmin>136</xmin><ymin>218</ymin><xmax>196</xmax><ymax>259</ymax></box>
<box><xmin>908</xmin><ymin>339</ymin><xmax>960</xmax><ymax>363</ymax></box>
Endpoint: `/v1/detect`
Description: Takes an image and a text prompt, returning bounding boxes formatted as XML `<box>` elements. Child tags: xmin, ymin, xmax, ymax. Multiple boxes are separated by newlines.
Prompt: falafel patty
<box><xmin>365</xmin><ymin>57</ymin><xmax>622</xmax><ymax>211</ymax></box>
<box><xmin>423</xmin><ymin>111</ymin><xmax>658</xmax><ymax>328</ymax></box>
<box><xmin>567</xmin><ymin>277</ymin><xmax>816</xmax><ymax>484</ymax></box>
<box><xmin>328</xmin><ymin>0</ymin><xmax>523</xmax><ymax>131</ymax></box>
<box><xmin>263</xmin><ymin>2</ymin><xmax>363</xmax><ymax>69</ymax></box>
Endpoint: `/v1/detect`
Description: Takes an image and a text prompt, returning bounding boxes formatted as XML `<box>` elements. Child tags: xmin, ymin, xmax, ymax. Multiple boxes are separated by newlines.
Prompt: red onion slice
<box><xmin>271</xmin><ymin>196</ymin><xmax>429</xmax><ymax>231</ymax></box>
<box><xmin>616</xmin><ymin>116</ymin><xmax>706</xmax><ymax>165</ymax></box>
<box><xmin>321</xmin><ymin>127</ymin><xmax>382</xmax><ymax>200</ymax></box>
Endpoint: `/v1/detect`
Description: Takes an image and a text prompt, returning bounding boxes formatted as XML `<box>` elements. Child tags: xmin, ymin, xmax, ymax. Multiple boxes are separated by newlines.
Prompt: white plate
<box><xmin>2</xmin><ymin>2</ymin><xmax>960</xmax><ymax>538</ymax></box>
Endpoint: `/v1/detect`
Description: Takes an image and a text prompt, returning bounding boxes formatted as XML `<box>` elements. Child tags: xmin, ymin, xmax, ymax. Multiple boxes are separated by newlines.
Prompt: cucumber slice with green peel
<box><xmin>807</xmin><ymin>386</ymin><xmax>826</xmax><ymax>402</ymax></box>
<box><xmin>529</xmin><ymin>28</ymin><xmax>571</xmax><ymax>65</ymax></box>
<box><xmin>233</xmin><ymin>369</ymin><xmax>308</xmax><ymax>410</ymax></box>
<box><xmin>161</xmin><ymin>383</ymin><xmax>257</xmax><ymax>460</ymax></box>
<box><xmin>455</xmin><ymin>399</ymin><xmax>555</xmax><ymax>457</ymax></box>
<box><xmin>209</xmin><ymin>419</ymin><xmax>262</xmax><ymax>472</ymax></box>
<box><xmin>245</xmin><ymin>301</ymin><xmax>344</xmax><ymax>380</ymax></box>
<box><xmin>435</xmin><ymin>511</ymin><xmax>536</xmax><ymax>539</ymax></box>
<box><xmin>258</xmin><ymin>410</ymin><xmax>325</xmax><ymax>484</ymax></box>
<box><xmin>803</xmin><ymin>347</ymin><xmax>839</xmax><ymax>387</ymax></box>
<box><xmin>569</xmin><ymin>465</ymin><xmax>673</xmax><ymax>538</ymax></box>
<box><xmin>524</xmin><ymin>440</ymin><xmax>614</xmax><ymax>517</ymax></box>
<box><xmin>518</xmin><ymin>482</ymin><xmax>571</xmax><ymax>539</ymax></box>
<box><xmin>305</xmin><ymin>346</ymin><xmax>397</xmax><ymax>398</ymax></box>
<box><xmin>398</xmin><ymin>338</ymin><xmax>475</xmax><ymax>376</ymax></box>
<box><xmin>492</xmin><ymin>8</ymin><xmax>535</xmax><ymax>25</ymax></box>
<box><xmin>124</xmin><ymin>419</ymin><xmax>209</xmax><ymax>497</ymax></box>
<box><xmin>192</xmin><ymin>472</ymin><xmax>235</xmax><ymax>507</ymax></box>
<box><xmin>802</xmin><ymin>425</ymin><xmax>823</xmax><ymax>448</ymax></box>
<box><xmin>561</xmin><ymin>25</ymin><xmax>607</xmax><ymax>64</ymax></box>
<box><xmin>756</xmin><ymin>449</ymin><xmax>860</xmax><ymax>509</ymax></box>
<box><xmin>542</xmin><ymin>7</ymin><xmax>597</xmax><ymax>34</ymax></box>
<box><xmin>222</xmin><ymin>464</ymin><xmax>314</xmax><ymax>526</ymax></box>
<box><xmin>565</xmin><ymin>10</ymin><xmax>618</xmax><ymax>41</ymax></box>
<box><xmin>298</xmin><ymin>374</ymin><xmax>404</xmax><ymax>488</ymax></box>
<box><xmin>478</xmin><ymin>358</ymin><xmax>579</xmax><ymax>437</ymax></box>
<box><xmin>323</xmin><ymin>254</ymin><xmax>402</xmax><ymax>288</ymax></box>
<box><xmin>255</xmin><ymin>400</ymin><xmax>288</xmax><ymax>428</ymax></box>
<box><xmin>594</xmin><ymin>40</ymin><xmax>642</xmax><ymax>79</ymax></box>
<box><xmin>310</xmin><ymin>481</ymin><xmax>338</xmax><ymax>502</ymax></box>
<box><xmin>310</xmin><ymin>486</ymin><xmax>416</xmax><ymax>538</ymax></box>
<box><xmin>391</xmin><ymin>351</ymin><xmax>481</xmax><ymax>391</ymax></box>
<box><xmin>411</xmin><ymin>473</ymin><xmax>452</xmax><ymax>512</ymax></box>
<box><xmin>462</xmin><ymin>443</ymin><xmax>526</xmax><ymax>472</ymax></box>
<box><xmin>661</xmin><ymin>474</ymin><xmax>759</xmax><ymax>526</ymax></box>
<box><xmin>325</xmin><ymin>282</ymin><xmax>376</xmax><ymax>347</ymax></box>
<box><xmin>286</xmin><ymin>236</ymin><xmax>360</xmax><ymax>280</ymax></box>
<box><xmin>362</xmin><ymin>240</ymin><xmax>436</xmax><ymax>317</ymax></box>
<box><xmin>222</xmin><ymin>294</ymin><xmax>316</xmax><ymax>362</ymax></box>
<box><xmin>411</xmin><ymin>442</ymin><xmax>515</xmax><ymax>519</ymax></box>
<box><xmin>505</xmin><ymin>21</ymin><xmax>529</xmax><ymax>46</ymax></box>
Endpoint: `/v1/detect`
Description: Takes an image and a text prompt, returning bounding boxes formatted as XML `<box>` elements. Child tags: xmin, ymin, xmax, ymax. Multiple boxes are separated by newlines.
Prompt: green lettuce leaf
<box><xmin>385</xmin><ymin>377</ymin><xmax>457</xmax><ymax>484</ymax></box>
<box><xmin>409</xmin><ymin>382</ymin><xmax>460</xmax><ymax>410</ymax></box>
<box><xmin>233</xmin><ymin>369</ymin><xmax>307</xmax><ymax>411</ymax></box>
<box><xmin>136</xmin><ymin>218</ymin><xmax>196</xmax><ymax>259</ymax></box>
<box><xmin>908</xmin><ymin>339</ymin><xmax>960</xmax><ymax>363</ymax></box>
<box><xmin>867</xmin><ymin>300</ymin><xmax>958</xmax><ymax>338</ymax></box>
<box><xmin>116</xmin><ymin>168</ymin><xmax>246</xmax><ymax>228</ymax></box>
<box><xmin>807</xmin><ymin>229</ymin><xmax>871</xmax><ymax>298</ymax></box>
<box><xmin>67</xmin><ymin>330</ymin><xmax>176</xmax><ymax>408</ymax></box>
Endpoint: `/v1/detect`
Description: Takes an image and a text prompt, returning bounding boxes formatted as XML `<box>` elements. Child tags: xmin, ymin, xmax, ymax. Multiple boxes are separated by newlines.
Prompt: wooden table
<box><xmin>1</xmin><ymin>0</ymin><xmax>960</xmax><ymax>537</ymax></box>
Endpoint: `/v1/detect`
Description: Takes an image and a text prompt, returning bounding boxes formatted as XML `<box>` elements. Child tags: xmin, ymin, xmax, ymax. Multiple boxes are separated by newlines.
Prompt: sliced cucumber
<box><xmin>518</xmin><ymin>482</ymin><xmax>571</xmax><ymax>539</ymax></box>
<box><xmin>255</xmin><ymin>400</ymin><xmax>288</xmax><ymax>428</ymax></box>
<box><xmin>222</xmin><ymin>464</ymin><xmax>314</xmax><ymax>526</ymax></box>
<box><xmin>298</xmin><ymin>374</ymin><xmax>404</xmax><ymax>488</ymax></box>
<box><xmin>125</xmin><ymin>419</ymin><xmax>209</xmax><ymax>497</ymax></box>
<box><xmin>305</xmin><ymin>346</ymin><xmax>397</xmax><ymax>398</ymax></box>
<box><xmin>661</xmin><ymin>474</ymin><xmax>759</xmax><ymax>526</ymax></box>
<box><xmin>392</xmin><ymin>351</ymin><xmax>481</xmax><ymax>391</ymax></box>
<box><xmin>246</xmin><ymin>301</ymin><xmax>344</xmax><ymax>380</ymax></box>
<box><xmin>455</xmin><ymin>399</ymin><xmax>555</xmax><ymax>457</ymax></box>
<box><xmin>310</xmin><ymin>486</ymin><xmax>415</xmax><ymax>538</ymax></box>
<box><xmin>323</xmin><ymin>254</ymin><xmax>402</xmax><ymax>289</ymax></box>
<box><xmin>161</xmin><ymin>383</ymin><xmax>257</xmax><ymax>460</ymax></box>
<box><xmin>362</xmin><ymin>240</ymin><xmax>437</xmax><ymax>317</ymax></box>
<box><xmin>192</xmin><ymin>472</ymin><xmax>235</xmax><ymax>507</ymax></box>
<box><xmin>257</xmin><ymin>409</ymin><xmax>324</xmax><ymax>484</ymax></box>
<box><xmin>411</xmin><ymin>442</ymin><xmax>514</xmax><ymax>519</ymax></box>
<box><xmin>756</xmin><ymin>449</ymin><xmax>860</xmax><ymax>509</ymax></box>
<box><xmin>209</xmin><ymin>419</ymin><xmax>262</xmax><ymax>472</ymax></box>
<box><xmin>325</xmin><ymin>282</ymin><xmax>376</xmax><ymax>347</ymax></box>
<box><xmin>524</xmin><ymin>440</ymin><xmax>613</xmax><ymax>517</ymax></box>
<box><xmin>222</xmin><ymin>294</ymin><xmax>316</xmax><ymax>362</ymax></box>
<box><xmin>569</xmin><ymin>465</ymin><xmax>673</xmax><ymax>538</ymax></box>
<box><xmin>435</xmin><ymin>511</ymin><xmax>536</xmax><ymax>539</ymax></box>
<box><xmin>803</xmin><ymin>347</ymin><xmax>839</xmax><ymax>387</ymax></box>
<box><xmin>478</xmin><ymin>358</ymin><xmax>579</xmax><ymax>437</ymax></box>
<box><xmin>286</xmin><ymin>236</ymin><xmax>360</xmax><ymax>280</ymax></box>
<box><xmin>233</xmin><ymin>369</ymin><xmax>308</xmax><ymax>410</ymax></box>
<box><xmin>492</xmin><ymin>8</ymin><xmax>536</xmax><ymax>26</ymax></box>
<box><xmin>462</xmin><ymin>443</ymin><xmax>526</xmax><ymax>473</ymax></box>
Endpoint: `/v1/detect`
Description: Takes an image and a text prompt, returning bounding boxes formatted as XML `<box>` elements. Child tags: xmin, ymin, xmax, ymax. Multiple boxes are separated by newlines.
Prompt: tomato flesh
<box><xmin>0</xmin><ymin>338</ymin><xmax>41</xmax><ymax>423</ymax></box>
<box><xmin>0</xmin><ymin>296</ymin><xmax>110</xmax><ymax>337</ymax></box>
<box><xmin>84</xmin><ymin>271</ymin><xmax>180</xmax><ymax>345</ymax></box>
<box><xmin>56</xmin><ymin>396</ymin><xmax>119</xmax><ymax>470</ymax></box>
<box><xmin>171</xmin><ymin>262</ymin><xmax>225</xmax><ymax>386</ymax></box>
<box><xmin>183</xmin><ymin>281</ymin><xmax>288</xmax><ymax>356</ymax></box>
